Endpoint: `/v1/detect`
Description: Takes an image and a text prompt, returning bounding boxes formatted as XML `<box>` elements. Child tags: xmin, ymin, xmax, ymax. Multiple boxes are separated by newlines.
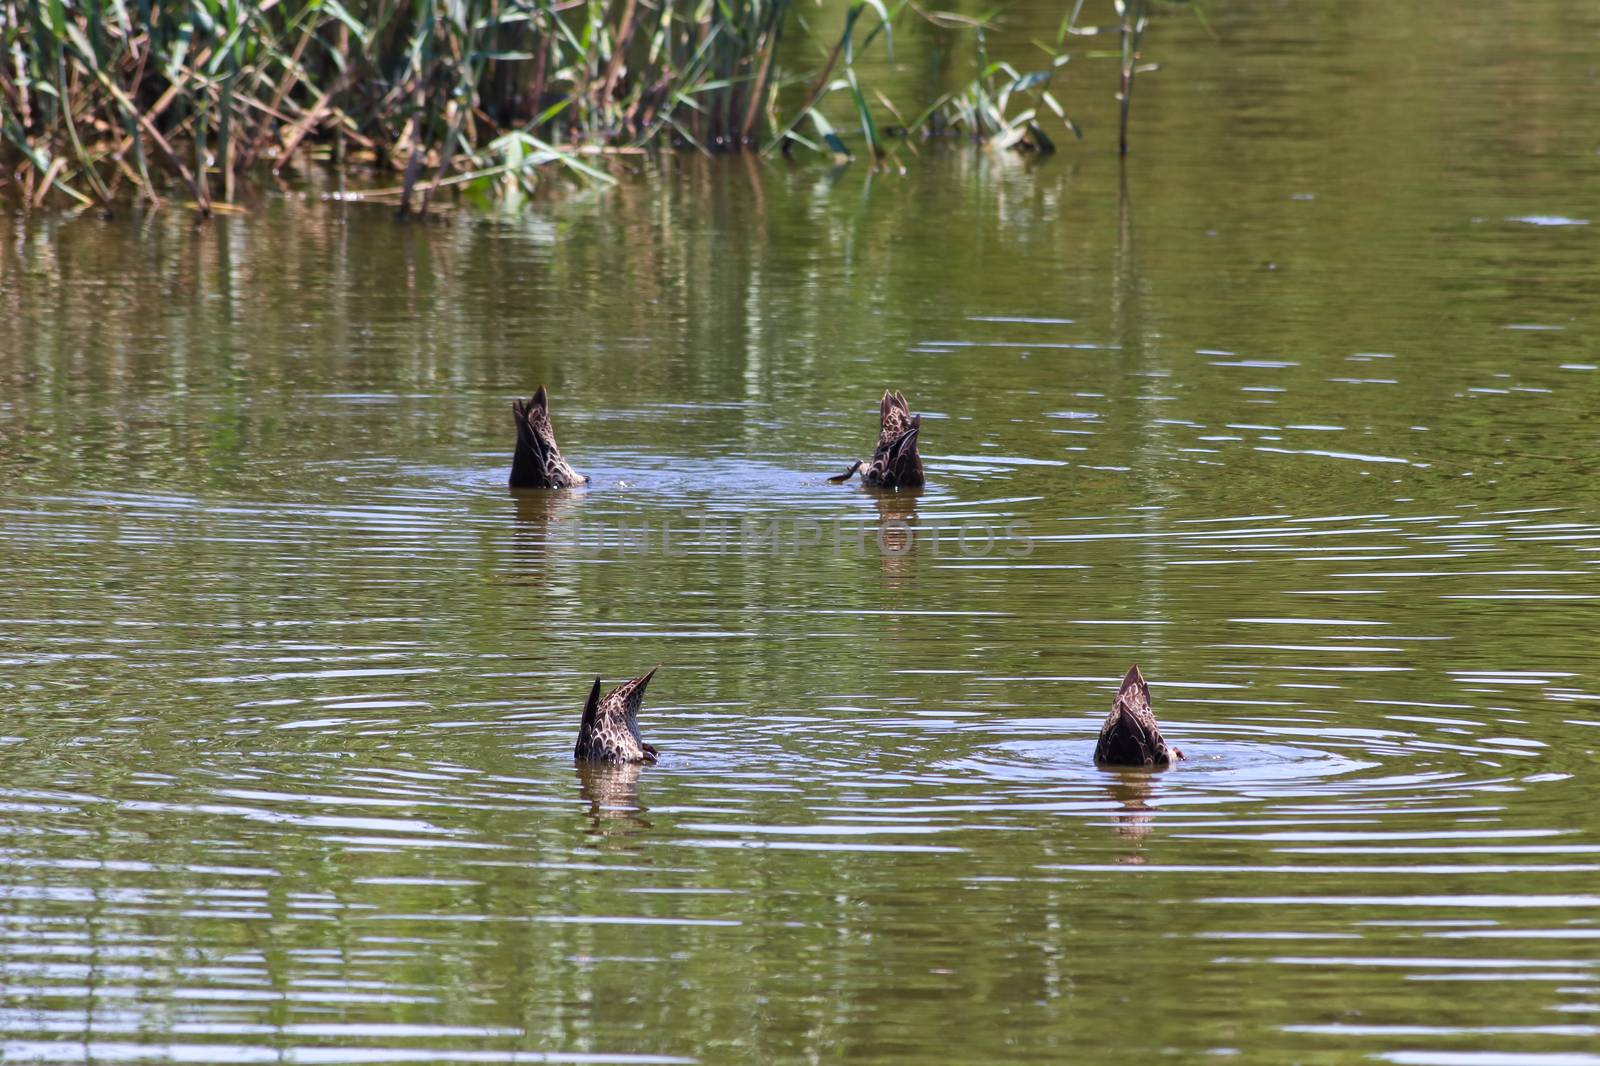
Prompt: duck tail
<box><xmin>888</xmin><ymin>425</ymin><xmax>919</xmax><ymax>462</ymax></box>
<box><xmin>575</xmin><ymin>676</ymin><xmax>603</xmax><ymax>759</ymax></box>
<box><xmin>1116</xmin><ymin>664</ymin><xmax>1151</xmax><ymax>713</ymax></box>
<box><xmin>510</xmin><ymin>396</ymin><xmax>547</xmax><ymax>488</ymax></box>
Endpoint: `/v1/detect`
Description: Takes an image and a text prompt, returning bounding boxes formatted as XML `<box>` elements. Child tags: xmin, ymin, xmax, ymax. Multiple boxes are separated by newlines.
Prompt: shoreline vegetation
<box><xmin>0</xmin><ymin>0</ymin><xmax>1205</xmax><ymax>216</ymax></box>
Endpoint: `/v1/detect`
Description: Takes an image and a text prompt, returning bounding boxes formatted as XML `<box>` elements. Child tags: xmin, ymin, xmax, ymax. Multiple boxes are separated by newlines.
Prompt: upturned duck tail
<box><xmin>829</xmin><ymin>460</ymin><xmax>864</xmax><ymax>484</ymax></box>
<box><xmin>889</xmin><ymin>425</ymin><xmax>919</xmax><ymax>463</ymax></box>
<box><xmin>509</xmin><ymin>390</ymin><xmax>551</xmax><ymax>489</ymax></box>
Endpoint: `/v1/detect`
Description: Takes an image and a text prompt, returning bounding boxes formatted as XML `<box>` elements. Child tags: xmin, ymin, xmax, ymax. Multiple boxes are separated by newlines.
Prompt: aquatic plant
<box><xmin>0</xmin><ymin>0</ymin><xmax>794</xmax><ymax>212</ymax></box>
<box><xmin>1058</xmin><ymin>0</ymin><xmax>1215</xmax><ymax>155</ymax></box>
<box><xmin>0</xmin><ymin>0</ymin><xmax>1211</xmax><ymax>210</ymax></box>
<box><xmin>761</xmin><ymin>3</ymin><xmax>1077</xmax><ymax>162</ymax></box>
<box><xmin>758</xmin><ymin>0</ymin><xmax>1211</xmax><ymax>162</ymax></box>
<box><xmin>911</xmin><ymin>20</ymin><xmax>1075</xmax><ymax>155</ymax></box>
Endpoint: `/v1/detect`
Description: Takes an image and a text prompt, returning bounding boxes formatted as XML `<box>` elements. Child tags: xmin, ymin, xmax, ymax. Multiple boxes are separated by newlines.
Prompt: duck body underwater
<box><xmin>510</xmin><ymin>385</ymin><xmax>589</xmax><ymax>489</ymax></box>
<box><xmin>1095</xmin><ymin>665</ymin><xmax>1184</xmax><ymax>769</ymax></box>
<box><xmin>831</xmin><ymin>390</ymin><xmax>925</xmax><ymax>490</ymax></box>
<box><xmin>499</xmin><ymin>393</ymin><xmax>1192</xmax><ymax>772</ymax></box>
<box><xmin>574</xmin><ymin>667</ymin><xmax>660</xmax><ymax>765</ymax></box>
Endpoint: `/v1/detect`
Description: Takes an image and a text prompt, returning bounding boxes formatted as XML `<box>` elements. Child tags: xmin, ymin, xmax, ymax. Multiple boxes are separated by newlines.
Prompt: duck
<box><xmin>574</xmin><ymin>666</ymin><xmax>660</xmax><ymax>765</ymax></box>
<box><xmin>829</xmin><ymin>390</ymin><xmax>925</xmax><ymax>489</ymax></box>
<box><xmin>510</xmin><ymin>385</ymin><xmax>589</xmax><ymax>489</ymax></box>
<box><xmin>1094</xmin><ymin>664</ymin><xmax>1184</xmax><ymax>768</ymax></box>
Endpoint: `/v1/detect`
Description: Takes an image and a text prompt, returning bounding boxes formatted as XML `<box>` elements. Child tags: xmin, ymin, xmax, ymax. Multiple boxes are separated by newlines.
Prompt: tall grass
<box><xmin>0</xmin><ymin>0</ymin><xmax>800</xmax><ymax>212</ymax></box>
<box><xmin>0</xmin><ymin>1</ymin><xmax>1207</xmax><ymax>212</ymax></box>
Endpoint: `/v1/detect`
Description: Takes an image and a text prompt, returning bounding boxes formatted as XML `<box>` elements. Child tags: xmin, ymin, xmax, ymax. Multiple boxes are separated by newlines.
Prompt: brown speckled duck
<box><xmin>830</xmin><ymin>390</ymin><xmax>925</xmax><ymax>489</ymax></box>
<box><xmin>574</xmin><ymin>667</ymin><xmax>660</xmax><ymax>765</ymax></box>
<box><xmin>1094</xmin><ymin>664</ymin><xmax>1184</xmax><ymax>768</ymax></box>
<box><xmin>510</xmin><ymin>385</ymin><xmax>589</xmax><ymax>489</ymax></box>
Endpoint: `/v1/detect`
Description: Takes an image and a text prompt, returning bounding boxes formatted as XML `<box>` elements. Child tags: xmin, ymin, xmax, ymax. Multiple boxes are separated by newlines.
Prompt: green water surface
<box><xmin>1</xmin><ymin>2</ymin><xmax>1598</xmax><ymax>1063</ymax></box>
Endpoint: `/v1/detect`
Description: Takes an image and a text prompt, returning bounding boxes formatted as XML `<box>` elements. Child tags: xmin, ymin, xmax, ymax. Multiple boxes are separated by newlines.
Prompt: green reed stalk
<box><xmin>1117</xmin><ymin>0</ymin><xmax>1145</xmax><ymax>156</ymax></box>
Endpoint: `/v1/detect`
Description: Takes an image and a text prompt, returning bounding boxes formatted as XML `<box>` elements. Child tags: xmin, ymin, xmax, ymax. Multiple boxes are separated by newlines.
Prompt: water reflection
<box><xmin>509</xmin><ymin>486</ymin><xmax>586</xmax><ymax>562</ymax></box>
<box><xmin>575</xmin><ymin>762</ymin><xmax>653</xmax><ymax>838</ymax></box>
<box><xmin>872</xmin><ymin>487</ymin><xmax>920</xmax><ymax>580</ymax></box>
<box><xmin>1102</xmin><ymin>773</ymin><xmax>1157</xmax><ymax>852</ymax></box>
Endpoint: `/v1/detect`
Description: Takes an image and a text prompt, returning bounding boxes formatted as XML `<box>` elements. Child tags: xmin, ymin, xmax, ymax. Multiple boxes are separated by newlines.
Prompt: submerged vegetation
<box><xmin>0</xmin><ymin>0</ymin><xmax>1209</xmax><ymax>213</ymax></box>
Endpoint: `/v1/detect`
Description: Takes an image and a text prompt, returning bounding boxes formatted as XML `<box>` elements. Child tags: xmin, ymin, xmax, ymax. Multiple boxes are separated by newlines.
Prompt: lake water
<box><xmin>1</xmin><ymin>2</ymin><xmax>1598</xmax><ymax>1063</ymax></box>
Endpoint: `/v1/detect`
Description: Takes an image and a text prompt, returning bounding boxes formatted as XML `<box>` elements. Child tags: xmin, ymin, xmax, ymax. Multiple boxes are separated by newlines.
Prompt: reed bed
<box><xmin>1</xmin><ymin>0</ymin><xmax>797</xmax><ymax>212</ymax></box>
<box><xmin>0</xmin><ymin>0</ymin><xmax>1205</xmax><ymax>214</ymax></box>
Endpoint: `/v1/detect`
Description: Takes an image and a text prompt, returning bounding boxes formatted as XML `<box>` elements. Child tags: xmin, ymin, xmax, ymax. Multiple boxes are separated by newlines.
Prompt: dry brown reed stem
<box><xmin>4</xmin><ymin>0</ymin><xmax>1152</xmax><ymax>209</ymax></box>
